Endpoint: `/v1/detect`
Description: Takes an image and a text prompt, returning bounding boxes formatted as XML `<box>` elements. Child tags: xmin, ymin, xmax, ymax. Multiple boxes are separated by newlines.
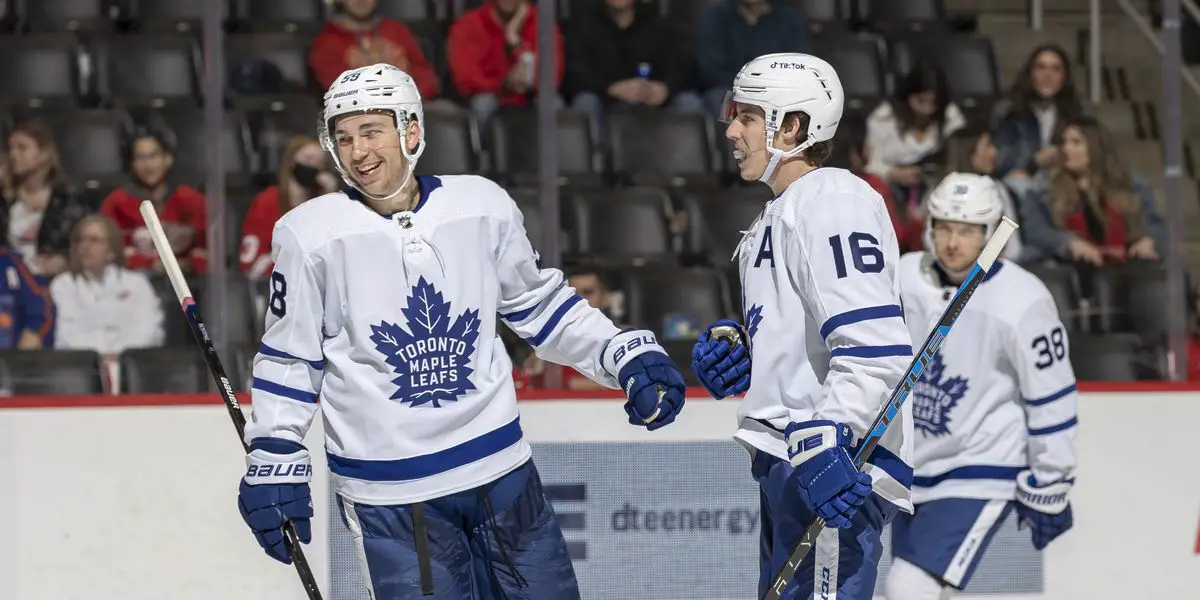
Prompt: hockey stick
<box><xmin>761</xmin><ymin>216</ymin><xmax>1019</xmax><ymax>600</ymax></box>
<box><xmin>138</xmin><ymin>201</ymin><xmax>324</xmax><ymax>600</ymax></box>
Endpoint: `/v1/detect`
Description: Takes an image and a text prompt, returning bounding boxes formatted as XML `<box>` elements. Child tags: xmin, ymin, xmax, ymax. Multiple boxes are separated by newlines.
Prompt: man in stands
<box><xmin>308</xmin><ymin>0</ymin><xmax>439</xmax><ymax>99</ymax></box>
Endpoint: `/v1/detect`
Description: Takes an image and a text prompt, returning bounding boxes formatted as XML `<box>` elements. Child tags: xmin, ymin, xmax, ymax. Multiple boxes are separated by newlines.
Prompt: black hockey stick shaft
<box><xmin>761</xmin><ymin>217</ymin><xmax>1018</xmax><ymax>600</ymax></box>
<box><xmin>139</xmin><ymin>202</ymin><xmax>324</xmax><ymax>600</ymax></box>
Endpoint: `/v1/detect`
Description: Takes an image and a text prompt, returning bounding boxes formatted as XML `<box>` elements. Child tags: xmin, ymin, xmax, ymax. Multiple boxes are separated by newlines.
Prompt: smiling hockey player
<box><xmin>884</xmin><ymin>173</ymin><xmax>1076</xmax><ymax>600</ymax></box>
<box><xmin>235</xmin><ymin>63</ymin><xmax>687</xmax><ymax>599</ymax></box>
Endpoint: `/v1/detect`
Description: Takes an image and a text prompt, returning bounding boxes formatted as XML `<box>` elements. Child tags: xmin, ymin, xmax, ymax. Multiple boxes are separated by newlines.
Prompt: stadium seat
<box><xmin>250</xmin><ymin>97</ymin><xmax>324</xmax><ymax>177</ymax></box>
<box><xmin>18</xmin><ymin>0</ymin><xmax>114</xmax><ymax>32</ymax></box>
<box><xmin>777</xmin><ymin>0</ymin><xmax>846</xmax><ymax>30</ymax></box>
<box><xmin>196</xmin><ymin>272</ymin><xmax>258</xmax><ymax>346</ymax></box>
<box><xmin>125</xmin><ymin>0</ymin><xmax>229</xmax><ymax>32</ymax></box>
<box><xmin>0</xmin><ymin>350</ymin><xmax>103</xmax><ymax>395</ymax></box>
<box><xmin>1024</xmin><ymin>262</ymin><xmax>1081</xmax><ymax>332</ymax></box>
<box><xmin>658</xmin><ymin>0</ymin><xmax>721</xmax><ymax>25</ymax></box>
<box><xmin>660</xmin><ymin>339</ymin><xmax>702</xmax><ymax>386</ymax></box>
<box><xmin>810</xmin><ymin>32</ymin><xmax>888</xmax><ymax>118</ymax></box>
<box><xmin>120</xmin><ymin>347</ymin><xmax>209</xmax><ymax>393</ymax></box>
<box><xmin>416</xmin><ymin>106</ymin><xmax>479</xmax><ymax>176</ymax></box>
<box><xmin>0</xmin><ymin>33</ymin><xmax>85</xmax><ymax>110</ymax></box>
<box><xmin>226</xmin><ymin>33</ymin><xmax>314</xmax><ymax>102</ymax></box>
<box><xmin>143</xmin><ymin>107</ymin><xmax>256</xmax><ymax>187</ymax></box>
<box><xmin>375</xmin><ymin>0</ymin><xmax>435</xmax><ymax>22</ymax></box>
<box><xmin>506</xmin><ymin>187</ymin><xmax>573</xmax><ymax>254</ymax></box>
<box><xmin>1069</xmin><ymin>333</ymin><xmax>1142</xmax><ymax>381</ymax></box>
<box><xmin>887</xmin><ymin>34</ymin><xmax>1002</xmax><ymax>120</ymax></box>
<box><xmin>34</xmin><ymin>109</ymin><xmax>133</xmax><ymax>189</ymax></box>
<box><xmin>148</xmin><ymin>274</ymin><xmax>199</xmax><ymax>346</ymax></box>
<box><xmin>94</xmin><ymin>33</ymin><xmax>201</xmax><ymax>107</ymax></box>
<box><xmin>569</xmin><ymin>187</ymin><xmax>675</xmax><ymax>265</ymax></box>
<box><xmin>1086</xmin><ymin>263</ymin><xmax>1169</xmax><ymax>343</ymax></box>
<box><xmin>232</xmin><ymin>0</ymin><xmax>324</xmax><ymax>34</ymax></box>
<box><xmin>679</xmin><ymin>186</ymin><xmax>771</xmax><ymax>263</ymax></box>
<box><xmin>609</xmin><ymin>112</ymin><xmax>720</xmax><ymax>188</ymax></box>
<box><xmin>620</xmin><ymin>265</ymin><xmax>733</xmax><ymax>337</ymax></box>
<box><xmin>857</xmin><ymin>0</ymin><xmax>945</xmax><ymax>30</ymax></box>
<box><xmin>488</xmin><ymin>109</ymin><xmax>600</xmax><ymax>188</ymax></box>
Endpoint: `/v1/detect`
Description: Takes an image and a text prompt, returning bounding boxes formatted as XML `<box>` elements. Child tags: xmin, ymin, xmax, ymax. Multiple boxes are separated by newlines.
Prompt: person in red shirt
<box><xmin>448</xmin><ymin>0</ymin><xmax>564</xmax><ymax>130</ymax></box>
<box><xmin>308</xmin><ymin>0</ymin><xmax>439</xmax><ymax>99</ymax></box>
<box><xmin>239</xmin><ymin>135</ymin><xmax>339</xmax><ymax>279</ymax></box>
<box><xmin>99</xmin><ymin>129</ymin><xmax>208</xmax><ymax>274</ymax></box>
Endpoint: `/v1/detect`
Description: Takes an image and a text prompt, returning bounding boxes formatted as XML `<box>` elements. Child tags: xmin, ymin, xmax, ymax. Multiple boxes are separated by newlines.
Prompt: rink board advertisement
<box><xmin>0</xmin><ymin>389</ymin><xmax>1197</xmax><ymax>600</ymax></box>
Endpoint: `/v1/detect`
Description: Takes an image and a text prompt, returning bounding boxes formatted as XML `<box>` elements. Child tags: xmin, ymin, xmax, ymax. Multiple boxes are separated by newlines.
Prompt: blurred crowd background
<box><xmin>0</xmin><ymin>0</ymin><xmax>1195</xmax><ymax>395</ymax></box>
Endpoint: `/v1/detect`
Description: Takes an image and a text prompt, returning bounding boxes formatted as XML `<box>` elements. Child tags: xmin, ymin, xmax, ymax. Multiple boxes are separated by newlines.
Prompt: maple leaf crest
<box><xmin>911</xmin><ymin>351</ymin><xmax>969</xmax><ymax>438</ymax></box>
<box><xmin>368</xmin><ymin>277</ymin><xmax>480</xmax><ymax>408</ymax></box>
<box><xmin>745</xmin><ymin>304</ymin><xmax>764</xmax><ymax>339</ymax></box>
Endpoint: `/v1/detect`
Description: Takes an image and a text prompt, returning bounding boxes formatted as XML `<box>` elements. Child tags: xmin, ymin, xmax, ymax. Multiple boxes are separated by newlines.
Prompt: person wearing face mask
<box><xmin>99</xmin><ymin>128</ymin><xmax>208</xmax><ymax>274</ymax></box>
<box><xmin>234</xmin><ymin>64</ymin><xmax>687</xmax><ymax>599</ymax></box>
<box><xmin>239</xmin><ymin>136</ymin><xmax>339</xmax><ymax>279</ymax></box>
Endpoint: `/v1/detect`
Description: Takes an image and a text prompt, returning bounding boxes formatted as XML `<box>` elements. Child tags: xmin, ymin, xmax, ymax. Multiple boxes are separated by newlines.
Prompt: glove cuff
<box><xmin>704</xmin><ymin>319</ymin><xmax>752</xmax><ymax>353</ymax></box>
<box><xmin>784</xmin><ymin>420</ymin><xmax>855</xmax><ymax>467</ymax></box>
<box><xmin>246</xmin><ymin>438</ymin><xmax>312</xmax><ymax>485</ymax></box>
<box><xmin>602</xmin><ymin>330</ymin><xmax>665</xmax><ymax>378</ymax></box>
<box><xmin>1015</xmin><ymin>470</ymin><xmax>1071</xmax><ymax>514</ymax></box>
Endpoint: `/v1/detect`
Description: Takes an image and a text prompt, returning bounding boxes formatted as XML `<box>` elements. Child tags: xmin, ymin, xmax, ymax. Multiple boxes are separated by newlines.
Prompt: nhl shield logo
<box><xmin>369</xmin><ymin>277</ymin><xmax>480</xmax><ymax>407</ymax></box>
<box><xmin>912</xmin><ymin>351</ymin><xmax>969</xmax><ymax>437</ymax></box>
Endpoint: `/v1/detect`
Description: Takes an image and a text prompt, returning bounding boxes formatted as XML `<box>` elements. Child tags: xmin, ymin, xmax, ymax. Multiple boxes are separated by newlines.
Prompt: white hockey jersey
<box><xmin>245</xmin><ymin>175</ymin><xmax>623</xmax><ymax>505</ymax></box>
<box><xmin>734</xmin><ymin>168</ymin><xmax>915</xmax><ymax>512</ymax></box>
<box><xmin>898</xmin><ymin>252</ymin><xmax>1078</xmax><ymax>504</ymax></box>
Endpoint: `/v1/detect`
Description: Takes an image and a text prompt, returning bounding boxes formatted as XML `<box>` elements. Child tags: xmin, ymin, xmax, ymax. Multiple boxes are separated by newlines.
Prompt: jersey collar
<box><xmin>343</xmin><ymin>175</ymin><xmax>444</xmax><ymax>218</ymax></box>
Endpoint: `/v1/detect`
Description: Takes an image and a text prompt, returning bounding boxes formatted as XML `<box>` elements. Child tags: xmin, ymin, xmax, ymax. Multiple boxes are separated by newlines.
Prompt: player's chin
<box><xmin>738</xmin><ymin>162</ymin><xmax>765</xmax><ymax>181</ymax></box>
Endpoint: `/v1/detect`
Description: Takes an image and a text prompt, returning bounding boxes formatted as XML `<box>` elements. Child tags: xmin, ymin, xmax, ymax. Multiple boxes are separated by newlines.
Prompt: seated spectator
<box><xmin>1021</xmin><ymin>117</ymin><xmax>1165</xmax><ymax>265</ymax></box>
<box><xmin>696</xmin><ymin>0</ymin><xmax>810</xmax><ymax>118</ymax></box>
<box><xmin>565</xmin><ymin>0</ymin><xmax>703</xmax><ymax>129</ymax></box>
<box><xmin>0</xmin><ymin>120</ymin><xmax>91</xmax><ymax>280</ymax></box>
<box><xmin>240</xmin><ymin>136</ymin><xmax>339</xmax><ymax>279</ymax></box>
<box><xmin>49</xmin><ymin>215</ymin><xmax>164</xmax><ymax>361</ymax></box>
<box><xmin>864</xmin><ymin>59</ymin><xmax>965</xmax><ymax>206</ymax></box>
<box><xmin>837</xmin><ymin>122</ymin><xmax>913</xmax><ymax>252</ymax></box>
<box><xmin>448</xmin><ymin>0</ymin><xmax>564</xmax><ymax>131</ymax></box>
<box><xmin>308</xmin><ymin>0</ymin><xmax>439</xmax><ymax>99</ymax></box>
<box><xmin>0</xmin><ymin>244</ymin><xmax>54</xmax><ymax>349</ymax></box>
<box><xmin>992</xmin><ymin>43</ymin><xmax>1089</xmax><ymax>179</ymax></box>
<box><xmin>931</xmin><ymin>127</ymin><xmax>1026</xmax><ymax>261</ymax></box>
<box><xmin>100</xmin><ymin>128</ymin><xmax>208</xmax><ymax>274</ymax></box>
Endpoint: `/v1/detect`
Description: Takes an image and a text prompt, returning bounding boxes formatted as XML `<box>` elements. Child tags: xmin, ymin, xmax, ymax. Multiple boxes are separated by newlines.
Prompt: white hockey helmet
<box><xmin>318</xmin><ymin>63</ymin><xmax>426</xmax><ymax>201</ymax></box>
<box><xmin>720</xmin><ymin>52</ymin><xmax>844</xmax><ymax>183</ymax></box>
<box><xmin>923</xmin><ymin>172</ymin><xmax>1004</xmax><ymax>255</ymax></box>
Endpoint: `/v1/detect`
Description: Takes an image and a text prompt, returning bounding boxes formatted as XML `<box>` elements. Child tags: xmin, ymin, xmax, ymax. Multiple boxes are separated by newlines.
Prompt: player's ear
<box><xmin>404</xmin><ymin>119</ymin><xmax>421</xmax><ymax>154</ymax></box>
<box><xmin>778</xmin><ymin>115</ymin><xmax>802</xmax><ymax>150</ymax></box>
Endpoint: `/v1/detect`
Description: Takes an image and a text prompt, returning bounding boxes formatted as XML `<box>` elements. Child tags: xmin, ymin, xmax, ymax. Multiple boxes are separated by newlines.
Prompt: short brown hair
<box><xmin>3</xmin><ymin>119</ymin><xmax>67</xmax><ymax>197</ymax></box>
<box><xmin>782</xmin><ymin>111</ymin><xmax>833</xmax><ymax>167</ymax></box>
<box><xmin>67</xmin><ymin>215</ymin><xmax>124</xmax><ymax>275</ymax></box>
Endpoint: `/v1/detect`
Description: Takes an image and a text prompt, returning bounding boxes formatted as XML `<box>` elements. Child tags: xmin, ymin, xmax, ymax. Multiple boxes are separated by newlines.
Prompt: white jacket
<box><xmin>49</xmin><ymin>266</ymin><xmax>165</xmax><ymax>355</ymax></box>
<box><xmin>864</xmin><ymin>101</ymin><xmax>966</xmax><ymax>180</ymax></box>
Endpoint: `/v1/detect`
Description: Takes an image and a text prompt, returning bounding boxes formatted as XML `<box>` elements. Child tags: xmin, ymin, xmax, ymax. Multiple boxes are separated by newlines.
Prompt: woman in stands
<box><xmin>930</xmin><ymin>127</ymin><xmax>1027</xmax><ymax>261</ymax></box>
<box><xmin>239</xmin><ymin>135</ymin><xmax>339</xmax><ymax>279</ymax></box>
<box><xmin>864</xmin><ymin>58</ymin><xmax>966</xmax><ymax>216</ymax></box>
<box><xmin>49</xmin><ymin>214</ymin><xmax>164</xmax><ymax>362</ymax></box>
<box><xmin>1021</xmin><ymin>116</ymin><xmax>1165</xmax><ymax>265</ymax></box>
<box><xmin>99</xmin><ymin>125</ymin><xmax>209</xmax><ymax>274</ymax></box>
<box><xmin>992</xmin><ymin>43</ymin><xmax>1088</xmax><ymax>180</ymax></box>
<box><xmin>0</xmin><ymin>120</ymin><xmax>91</xmax><ymax>281</ymax></box>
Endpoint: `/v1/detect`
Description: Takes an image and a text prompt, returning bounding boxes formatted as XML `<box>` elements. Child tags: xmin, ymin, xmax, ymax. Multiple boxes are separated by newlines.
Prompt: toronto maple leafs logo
<box><xmin>912</xmin><ymin>351</ymin><xmax>969</xmax><ymax>437</ymax></box>
<box><xmin>369</xmin><ymin>277</ymin><xmax>481</xmax><ymax>407</ymax></box>
<box><xmin>745</xmin><ymin>304</ymin><xmax>764</xmax><ymax>339</ymax></box>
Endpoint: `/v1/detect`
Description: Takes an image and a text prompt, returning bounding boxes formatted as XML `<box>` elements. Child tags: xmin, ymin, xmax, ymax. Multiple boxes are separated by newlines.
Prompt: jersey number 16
<box><xmin>828</xmin><ymin>233</ymin><xmax>884</xmax><ymax>279</ymax></box>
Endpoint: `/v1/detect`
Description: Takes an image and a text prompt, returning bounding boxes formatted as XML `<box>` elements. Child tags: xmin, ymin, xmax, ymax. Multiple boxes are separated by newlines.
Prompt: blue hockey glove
<box><xmin>238</xmin><ymin>437</ymin><xmax>314</xmax><ymax>564</ymax></box>
<box><xmin>691</xmin><ymin>320</ymin><xmax>752</xmax><ymax>399</ymax></box>
<box><xmin>1015</xmin><ymin>470</ymin><xmax>1073</xmax><ymax>550</ymax></box>
<box><xmin>604</xmin><ymin>330</ymin><xmax>686</xmax><ymax>431</ymax></box>
<box><xmin>784</xmin><ymin>420</ymin><xmax>873</xmax><ymax>529</ymax></box>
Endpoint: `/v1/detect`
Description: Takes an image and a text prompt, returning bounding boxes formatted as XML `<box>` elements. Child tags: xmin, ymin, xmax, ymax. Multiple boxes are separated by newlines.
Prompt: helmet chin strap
<box><xmin>351</xmin><ymin>140</ymin><xmax>422</xmax><ymax>209</ymax></box>
<box><xmin>757</xmin><ymin>127</ymin><xmax>810</xmax><ymax>183</ymax></box>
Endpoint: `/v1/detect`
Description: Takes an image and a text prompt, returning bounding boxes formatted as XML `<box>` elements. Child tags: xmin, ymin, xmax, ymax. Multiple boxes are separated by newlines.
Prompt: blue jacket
<box><xmin>695</xmin><ymin>1</ymin><xmax>810</xmax><ymax>90</ymax></box>
<box><xmin>0</xmin><ymin>247</ymin><xmax>55</xmax><ymax>349</ymax></box>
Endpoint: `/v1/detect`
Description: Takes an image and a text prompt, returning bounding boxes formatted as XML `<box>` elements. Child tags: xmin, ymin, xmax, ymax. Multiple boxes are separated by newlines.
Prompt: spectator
<box><xmin>864</xmin><ymin>59</ymin><xmax>965</xmax><ymax>205</ymax></box>
<box><xmin>49</xmin><ymin>215</ymin><xmax>164</xmax><ymax>361</ymax></box>
<box><xmin>308</xmin><ymin>0</ymin><xmax>439</xmax><ymax>99</ymax></box>
<box><xmin>99</xmin><ymin>128</ymin><xmax>208</xmax><ymax>274</ymax></box>
<box><xmin>837</xmin><ymin>121</ymin><xmax>914</xmax><ymax>252</ymax></box>
<box><xmin>0</xmin><ymin>244</ymin><xmax>54</xmax><ymax>350</ymax></box>
<box><xmin>0</xmin><ymin>120</ymin><xmax>91</xmax><ymax>280</ymax></box>
<box><xmin>565</xmin><ymin>0</ymin><xmax>703</xmax><ymax>129</ymax></box>
<box><xmin>696</xmin><ymin>0</ymin><xmax>810</xmax><ymax>118</ymax></box>
<box><xmin>931</xmin><ymin>127</ymin><xmax>1026</xmax><ymax>261</ymax></box>
<box><xmin>992</xmin><ymin>43</ymin><xmax>1088</xmax><ymax>179</ymax></box>
<box><xmin>240</xmin><ymin>136</ymin><xmax>339</xmax><ymax>279</ymax></box>
<box><xmin>448</xmin><ymin>0</ymin><xmax>564</xmax><ymax>130</ymax></box>
<box><xmin>1021</xmin><ymin>116</ymin><xmax>1165</xmax><ymax>266</ymax></box>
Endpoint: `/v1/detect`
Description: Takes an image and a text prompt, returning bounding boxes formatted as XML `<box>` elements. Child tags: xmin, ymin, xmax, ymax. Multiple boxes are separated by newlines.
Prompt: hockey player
<box><xmin>236</xmin><ymin>63</ymin><xmax>687</xmax><ymax>599</ymax></box>
<box><xmin>691</xmin><ymin>53</ymin><xmax>915</xmax><ymax>600</ymax></box>
<box><xmin>883</xmin><ymin>173</ymin><xmax>1076</xmax><ymax>600</ymax></box>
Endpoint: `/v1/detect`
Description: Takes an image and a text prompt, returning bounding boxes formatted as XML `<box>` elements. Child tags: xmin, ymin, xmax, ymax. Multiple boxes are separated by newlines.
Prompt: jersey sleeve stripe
<box><xmin>252</xmin><ymin>377</ymin><xmax>319</xmax><ymax>404</ymax></box>
<box><xmin>1024</xmin><ymin>383</ymin><xmax>1076</xmax><ymax>406</ymax></box>
<box><xmin>258</xmin><ymin>343</ymin><xmax>325</xmax><ymax>371</ymax></box>
<box><xmin>327</xmin><ymin>416</ymin><xmax>522</xmax><ymax>481</ymax></box>
<box><xmin>528</xmin><ymin>294</ymin><xmax>584</xmax><ymax>346</ymax></box>
<box><xmin>500</xmin><ymin>304</ymin><xmax>538</xmax><ymax>323</ymax></box>
<box><xmin>819</xmin><ymin>304</ymin><xmax>904</xmax><ymax>339</ymax></box>
<box><xmin>1028</xmin><ymin>416</ymin><xmax>1078</xmax><ymax>436</ymax></box>
<box><xmin>912</xmin><ymin>465</ymin><xmax>1025</xmax><ymax>487</ymax></box>
<box><xmin>829</xmin><ymin>344</ymin><xmax>913</xmax><ymax>359</ymax></box>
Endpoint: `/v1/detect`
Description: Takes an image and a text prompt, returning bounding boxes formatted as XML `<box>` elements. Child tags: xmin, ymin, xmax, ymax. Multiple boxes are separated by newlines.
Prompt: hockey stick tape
<box><xmin>641</xmin><ymin>386</ymin><xmax>666</xmax><ymax>424</ymax></box>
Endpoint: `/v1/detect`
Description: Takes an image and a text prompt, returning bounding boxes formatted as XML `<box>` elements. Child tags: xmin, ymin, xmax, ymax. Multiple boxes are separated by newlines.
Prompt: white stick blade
<box><xmin>138</xmin><ymin>200</ymin><xmax>194</xmax><ymax>303</ymax></box>
<box><xmin>976</xmin><ymin>216</ymin><xmax>1019</xmax><ymax>272</ymax></box>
